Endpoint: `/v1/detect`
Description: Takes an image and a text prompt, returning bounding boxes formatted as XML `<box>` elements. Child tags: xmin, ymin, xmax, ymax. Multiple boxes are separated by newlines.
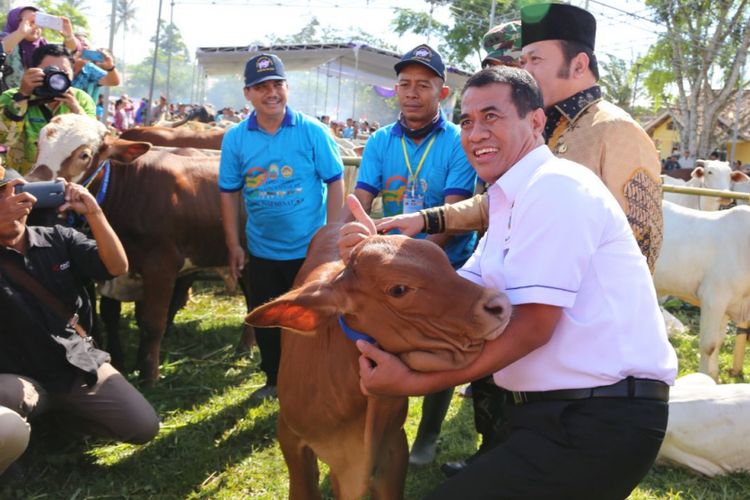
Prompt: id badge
<box><xmin>403</xmin><ymin>193</ymin><xmax>424</xmax><ymax>214</ymax></box>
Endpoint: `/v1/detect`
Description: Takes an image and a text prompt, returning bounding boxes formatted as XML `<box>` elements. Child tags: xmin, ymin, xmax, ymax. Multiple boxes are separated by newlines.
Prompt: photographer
<box><xmin>0</xmin><ymin>167</ymin><xmax>159</xmax><ymax>481</ymax></box>
<box><xmin>0</xmin><ymin>6</ymin><xmax>80</xmax><ymax>90</ymax></box>
<box><xmin>71</xmin><ymin>32</ymin><xmax>120</xmax><ymax>102</ymax></box>
<box><xmin>0</xmin><ymin>43</ymin><xmax>95</xmax><ymax>174</ymax></box>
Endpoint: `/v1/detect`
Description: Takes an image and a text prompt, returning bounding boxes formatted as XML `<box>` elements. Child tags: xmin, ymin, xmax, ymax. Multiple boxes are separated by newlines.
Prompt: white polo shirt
<box><xmin>459</xmin><ymin>145</ymin><xmax>677</xmax><ymax>391</ymax></box>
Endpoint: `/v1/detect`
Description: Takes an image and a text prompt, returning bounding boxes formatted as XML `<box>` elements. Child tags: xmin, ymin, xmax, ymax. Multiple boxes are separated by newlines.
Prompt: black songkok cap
<box><xmin>521</xmin><ymin>3</ymin><xmax>596</xmax><ymax>51</ymax></box>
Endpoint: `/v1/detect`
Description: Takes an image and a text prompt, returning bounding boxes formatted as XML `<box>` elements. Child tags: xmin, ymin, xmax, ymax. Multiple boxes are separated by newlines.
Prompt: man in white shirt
<box><xmin>343</xmin><ymin>67</ymin><xmax>677</xmax><ymax>499</ymax></box>
<box><xmin>678</xmin><ymin>150</ymin><xmax>695</xmax><ymax>170</ymax></box>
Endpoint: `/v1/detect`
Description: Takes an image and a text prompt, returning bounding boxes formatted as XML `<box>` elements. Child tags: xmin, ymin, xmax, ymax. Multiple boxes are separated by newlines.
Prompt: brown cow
<box><xmin>246</xmin><ymin>225</ymin><xmax>511</xmax><ymax>500</ymax></box>
<box><xmin>30</xmin><ymin>114</ymin><xmax>244</xmax><ymax>383</ymax></box>
<box><xmin>119</xmin><ymin>126</ymin><xmax>225</xmax><ymax>150</ymax></box>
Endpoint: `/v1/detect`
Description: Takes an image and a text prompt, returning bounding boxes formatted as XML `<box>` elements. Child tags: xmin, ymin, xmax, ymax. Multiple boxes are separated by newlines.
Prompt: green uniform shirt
<box><xmin>0</xmin><ymin>87</ymin><xmax>96</xmax><ymax>174</ymax></box>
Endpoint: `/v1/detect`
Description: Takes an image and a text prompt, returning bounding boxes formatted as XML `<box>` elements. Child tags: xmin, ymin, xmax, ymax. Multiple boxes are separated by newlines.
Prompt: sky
<box><xmin>48</xmin><ymin>0</ymin><xmax>663</xmax><ymax>67</ymax></box>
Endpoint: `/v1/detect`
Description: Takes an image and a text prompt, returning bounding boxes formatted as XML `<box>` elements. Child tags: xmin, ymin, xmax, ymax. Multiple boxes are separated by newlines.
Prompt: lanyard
<box><xmin>401</xmin><ymin>134</ymin><xmax>436</xmax><ymax>189</ymax></box>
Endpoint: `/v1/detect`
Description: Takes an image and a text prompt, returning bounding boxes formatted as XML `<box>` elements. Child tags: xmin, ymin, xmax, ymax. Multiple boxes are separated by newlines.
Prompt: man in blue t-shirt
<box><xmin>353</xmin><ymin>44</ymin><xmax>477</xmax><ymax>466</ymax></box>
<box><xmin>219</xmin><ymin>53</ymin><xmax>345</xmax><ymax>400</ymax></box>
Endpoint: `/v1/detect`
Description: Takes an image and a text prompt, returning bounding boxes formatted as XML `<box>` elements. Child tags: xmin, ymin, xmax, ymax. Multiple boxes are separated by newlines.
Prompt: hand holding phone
<box><xmin>34</xmin><ymin>12</ymin><xmax>64</xmax><ymax>32</ymax></box>
<box><xmin>81</xmin><ymin>49</ymin><xmax>105</xmax><ymax>62</ymax></box>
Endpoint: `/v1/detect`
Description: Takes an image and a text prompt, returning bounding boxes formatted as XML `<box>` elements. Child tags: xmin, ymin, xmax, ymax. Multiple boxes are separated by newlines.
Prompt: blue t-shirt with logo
<box><xmin>356</xmin><ymin>113</ymin><xmax>477</xmax><ymax>266</ymax></box>
<box><xmin>219</xmin><ymin>106</ymin><xmax>343</xmax><ymax>260</ymax></box>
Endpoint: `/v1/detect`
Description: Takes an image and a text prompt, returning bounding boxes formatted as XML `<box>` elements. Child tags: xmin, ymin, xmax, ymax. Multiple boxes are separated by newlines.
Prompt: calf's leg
<box><xmin>135</xmin><ymin>258</ymin><xmax>179</xmax><ymax>384</ymax></box>
<box><xmin>100</xmin><ymin>296</ymin><xmax>124</xmax><ymax>370</ymax></box>
<box><xmin>730</xmin><ymin>322</ymin><xmax>750</xmax><ymax>378</ymax></box>
<box><xmin>370</xmin><ymin>427</ymin><xmax>408</xmax><ymax>500</ymax></box>
<box><xmin>278</xmin><ymin>415</ymin><xmax>322</xmax><ymax>500</ymax></box>
<box><xmin>698</xmin><ymin>300</ymin><xmax>729</xmax><ymax>380</ymax></box>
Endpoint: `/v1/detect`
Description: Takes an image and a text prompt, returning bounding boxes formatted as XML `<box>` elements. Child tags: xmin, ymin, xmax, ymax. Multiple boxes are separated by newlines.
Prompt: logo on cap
<box><xmin>257</xmin><ymin>56</ymin><xmax>274</xmax><ymax>72</ymax></box>
<box><xmin>414</xmin><ymin>46</ymin><xmax>431</xmax><ymax>59</ymax></box>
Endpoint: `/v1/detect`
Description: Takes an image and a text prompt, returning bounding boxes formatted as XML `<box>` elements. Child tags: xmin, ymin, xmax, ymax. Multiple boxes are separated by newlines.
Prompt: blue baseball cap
<box><xmin>244</xmin><ymin>53</ymin><xmax>286</xmax><ymax>87</ymax></box>
<box><xmin>394</xmin><ymin>44</ymin><xmax>446</xmax><ymax>80</ymax></box>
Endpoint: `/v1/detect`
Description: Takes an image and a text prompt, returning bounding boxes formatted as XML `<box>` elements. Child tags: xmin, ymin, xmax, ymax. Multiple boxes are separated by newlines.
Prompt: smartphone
<box><xmin>34</xmin><ymin>12</ymin><xmax>64</xmax><ymax>32</ymax></box>
<box><xmin>15</xmin><ymin>180</ymin><xmax>66</xmax><ymax>209</ymax></box>
<box><xmin>81</xmin><ymin>49</ymin><xmax>105</xmax><ymax>62</ymax></box>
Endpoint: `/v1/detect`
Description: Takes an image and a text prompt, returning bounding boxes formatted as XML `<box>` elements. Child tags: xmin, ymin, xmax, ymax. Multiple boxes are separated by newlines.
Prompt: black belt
<box><xmin>510</xmin><ymin>377</ymin><xmax>669</xmax><ymax>406</ymax></box>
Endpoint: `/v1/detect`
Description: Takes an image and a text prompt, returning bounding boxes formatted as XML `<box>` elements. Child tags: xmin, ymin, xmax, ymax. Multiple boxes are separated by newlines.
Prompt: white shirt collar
<box><xmin>489</xmin><ymin>145</ymin><xmax>554</xmax><ymax>204</ymax></box>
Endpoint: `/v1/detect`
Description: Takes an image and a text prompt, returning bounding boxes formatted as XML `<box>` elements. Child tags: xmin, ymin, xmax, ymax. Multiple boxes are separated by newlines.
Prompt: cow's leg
<box><xmin>236</xmin><ymin>270</ymin><xmax>256</xmax><ymax>354</ymax></box>
<box><xmin>85</xmin><ymin>282</ymin><xmax>103</xmax><ymax>346</ymax></box>
<box><xmin>730</xmin><ymin>322</ymin><xmax>750</xmax><ymax>378</ymax></box>
<box><xmin>135</xmin><ymin>258</ymin><xmax>179</xmax><ymax>385</ymax></box>
<box><xmin>278</xmin><ymin>415</ymin><xmax>322</xmax><ymax>500</ymax></box>
<box><xmin>370</xmin><ymin>427</ymin><xmax>408</xmax><ymax>500</ymax></box>
<box><xmin>165</xmin><ymin>274</ymin><xmax>194</xmax><ymax>334</ymax></box>
<box><xmin>698</xmin><ymin>300</ymin><xmax>729</xmax><ymax>380</ymax></box>
<box><xmin>100</xmin><ymin>296</ymin><xmax>124</xmax><ymax>370</ymax></box>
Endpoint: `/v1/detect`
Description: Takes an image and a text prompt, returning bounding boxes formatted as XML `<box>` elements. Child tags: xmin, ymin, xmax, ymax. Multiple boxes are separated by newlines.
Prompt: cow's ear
<box><xmin>691</xmin><ymin>165</ymin><xmax>705</xmax><ymax>178</ymax></box>
<box><xmin>731</xmin><ymin>171</ymin><xmax>750</xmax><ymax>184</ymax></box>
<box><xmin>245</xmin><ymin>282</ymin><xmax>348</xmax><ymax>335</ymax></box>
<box><xmin>104</xmin><ymin>139</ymin><xmax>152</xmax><ymax>163</ymax></box>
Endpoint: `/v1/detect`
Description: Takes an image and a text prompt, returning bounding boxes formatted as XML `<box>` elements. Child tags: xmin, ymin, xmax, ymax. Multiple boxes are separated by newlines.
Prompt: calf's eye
<box><xmin>387</xmin><ymin>284</ymin><xmax>410</xmax><ymax>298</ymax></box>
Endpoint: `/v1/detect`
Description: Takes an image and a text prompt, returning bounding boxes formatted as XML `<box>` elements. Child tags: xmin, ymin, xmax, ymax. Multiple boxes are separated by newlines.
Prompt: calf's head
<box><xmin>246</xmin><ymin>235</ymin><xmax>511</xmax><ymax>372</ymax></box>
<box><xmin>691</xmin><ymin>160</ymin><xmax>750</xmax><ymax>210</ymax></box>
<box><xmin>28</xmin><ymin>114</ymin><xmax>151</xmax><ymax>182</ymax></box>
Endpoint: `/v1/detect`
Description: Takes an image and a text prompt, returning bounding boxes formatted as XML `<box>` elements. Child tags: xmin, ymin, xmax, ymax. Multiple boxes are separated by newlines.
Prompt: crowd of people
<box><xmin>0</xmin><ymin>2</ymin><xmax>683</xmax><ymax>498</ymax></box>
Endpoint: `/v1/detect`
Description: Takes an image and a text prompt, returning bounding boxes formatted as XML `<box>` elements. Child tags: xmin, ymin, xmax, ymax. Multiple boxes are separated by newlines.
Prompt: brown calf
<box><xmin>246</xmin><ymin>225</ymin><xmax>511</xmax><ymax>499</ymax></box>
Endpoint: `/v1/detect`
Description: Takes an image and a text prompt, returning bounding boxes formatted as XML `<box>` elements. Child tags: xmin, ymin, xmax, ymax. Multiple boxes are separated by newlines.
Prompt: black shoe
<box><xmin>251</xmin><ymin>384</ymin><xmax>277</xmax><ymax>400</ymax></box>
<box><xmin>440</xmin><ymin>459</ymin><xmax>468</xmax><ymax>477</ymax></box>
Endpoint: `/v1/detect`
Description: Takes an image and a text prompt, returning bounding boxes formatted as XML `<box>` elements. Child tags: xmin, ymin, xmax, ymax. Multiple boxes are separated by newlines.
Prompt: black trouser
<box><xmin>471</xmin><ymin>376</ymin><xmax>510</xmax><ymax>454</ymax></box>
<box><xmin>426</xmin><ymin>397</ymin><xmax>668</xmax><ymax>500</ymax></box>
<box><xmin>242</xmin><ymin>254</ymin><xmax>305</xmax><ymax>386</ymax></box>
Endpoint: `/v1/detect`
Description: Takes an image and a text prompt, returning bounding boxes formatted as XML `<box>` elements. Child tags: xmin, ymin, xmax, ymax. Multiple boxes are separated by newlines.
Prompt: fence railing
<box><xmin>344</xmin><ymin>163</ymin><xmax>750</xmax><ymax>203</ymax></box>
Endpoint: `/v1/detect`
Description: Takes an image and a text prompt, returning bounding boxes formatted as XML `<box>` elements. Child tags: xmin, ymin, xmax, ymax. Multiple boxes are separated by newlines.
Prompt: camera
<box><xmin>15</xmin><ymin>180</ymin><xmax>65</xmax><ymax>208</ymax></box>
<box><xmin>33</xmin><ymin>66</ymin><xmax>71</xmax><ymax>98</ymax></box>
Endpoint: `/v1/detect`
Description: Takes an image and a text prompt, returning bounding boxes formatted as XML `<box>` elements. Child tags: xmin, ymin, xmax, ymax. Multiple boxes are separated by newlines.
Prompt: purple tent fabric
<box><xmin>373</xmin><ymin>85</ymin><xmax>396</xmax><ymax>98</ymax></box>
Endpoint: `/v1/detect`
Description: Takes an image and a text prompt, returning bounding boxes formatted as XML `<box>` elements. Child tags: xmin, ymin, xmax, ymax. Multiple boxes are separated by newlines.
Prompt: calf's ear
<box><xmin>244</xmin><ymin>281</ymin><xmax>348</xmax><ymax>335</ymax></box>
<box><xmin>731</xmin><ymin>171</ymin><xmax>750</xmax><ymax>184</ymax></box>
<box><xmin>102</xmin><ymin>138</ymin><xmax>152</xmax><ymax>163</ymax></box>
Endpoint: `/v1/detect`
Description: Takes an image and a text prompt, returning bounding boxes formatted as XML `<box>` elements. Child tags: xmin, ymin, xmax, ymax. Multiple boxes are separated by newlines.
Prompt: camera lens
<box><xmin>33</xmin><ymin>66</ymin><xmax>71</xmax><ymax>97</ymax></box>
<box><xmin>48</xmin><ymin>73</ymin><xmax>69</xmax><ymax>91</ymax></box>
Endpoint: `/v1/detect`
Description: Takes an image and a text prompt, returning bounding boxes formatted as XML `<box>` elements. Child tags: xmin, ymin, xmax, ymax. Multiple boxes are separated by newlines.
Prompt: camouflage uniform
<box><xmin>0</xmin><ymin>87</ymin><xmax>96</xmax><ymax>174</ymax></box>
<box><xmin>482</xmin><ymin>20</ymin><xmax>522</xmax><ymax>68</ymax></box>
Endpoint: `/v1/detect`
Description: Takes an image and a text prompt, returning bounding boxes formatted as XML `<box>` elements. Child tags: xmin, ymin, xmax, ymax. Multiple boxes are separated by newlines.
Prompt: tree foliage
<box><xmin>392</xmin><ymin>0</ymin><xmax>516</xmax><ymax>70</ymax></box>
<box><xmin>271</xmin><ymin>16</ymin><xmax>398</xmax><ymax>51</ymax></box>
<box><xmin>121</xmin><ymin>21</ymin><xmax>193</xmax><ymax>103</ymax></box>
<box><xmin>33</xmin><ymin>0</ymin><xmax>90</xmax><ymax>41</ymax></box>
<box><xmin>639</xmin><ymin>0</ymin><xmax>750</xmax><ymax>157</ymax></box>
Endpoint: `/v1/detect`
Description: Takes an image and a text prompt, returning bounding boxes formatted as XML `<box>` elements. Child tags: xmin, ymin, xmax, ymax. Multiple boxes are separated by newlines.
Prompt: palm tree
<box><xmin>114</xmin><ymin>0</ymin><xmax>137</xmax><ymax>81</ymax></box>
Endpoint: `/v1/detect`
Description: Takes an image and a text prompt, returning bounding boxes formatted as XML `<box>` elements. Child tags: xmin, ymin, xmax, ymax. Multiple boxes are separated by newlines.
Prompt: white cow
<box><xmin>732</xmin><ymin>176</ymin><xmax>750</xmax><ymax>206</ymax></box>
<box><xmin>662</xmin><ymin>160</ymin><xmax>749</xmax><ymax>211</ymax></box>
<box><xmin>654</xmin><ymin>201</ymin><xmax>750</xmax><ymax>379</ymax></box>
<box><xmin>657</xmin><ymin>373</ymin><xmax>750</xmax><ymax>476</ymax></box>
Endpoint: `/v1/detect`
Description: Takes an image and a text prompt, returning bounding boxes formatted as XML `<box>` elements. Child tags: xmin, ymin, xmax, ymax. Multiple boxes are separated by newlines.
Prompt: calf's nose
<box><xmin>484</xmin><ymin>293</ymin><xmax>508</xmax><ymax>316</ymax></box>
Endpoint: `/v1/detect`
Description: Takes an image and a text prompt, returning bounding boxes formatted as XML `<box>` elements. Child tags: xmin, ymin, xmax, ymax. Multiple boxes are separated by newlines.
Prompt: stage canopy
<box><xmin>194</xmin><ymin>43</ymin><xmax>472</xmax><ymax>90</ymax></box>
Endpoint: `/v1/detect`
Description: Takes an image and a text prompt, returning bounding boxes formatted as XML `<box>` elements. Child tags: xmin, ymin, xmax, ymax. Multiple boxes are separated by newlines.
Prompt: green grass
<box><xmin>4</xmin><ymin>286</ymin><xmax>750</xmax><ymax>499</ymax></box>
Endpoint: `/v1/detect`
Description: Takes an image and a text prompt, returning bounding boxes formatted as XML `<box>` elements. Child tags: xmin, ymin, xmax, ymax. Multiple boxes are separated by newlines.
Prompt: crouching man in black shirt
<box><xmin>0</xmin><ymin>167</ymin><xmax>158</xmax><ymax>479</ymax></box>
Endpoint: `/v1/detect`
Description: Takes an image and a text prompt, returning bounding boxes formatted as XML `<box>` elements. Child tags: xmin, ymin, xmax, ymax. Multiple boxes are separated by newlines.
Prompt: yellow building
<box><xmin>642</xmin><ymin>92</ymin><xmax>750</xmax><ymax>167</ymax></box>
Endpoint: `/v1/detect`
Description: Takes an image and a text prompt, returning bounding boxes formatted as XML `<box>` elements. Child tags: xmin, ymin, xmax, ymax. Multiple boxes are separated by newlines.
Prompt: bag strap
<box><xmin>0</xmin><ymin>253</ymin><xmax>88</xmax><ymax>339</ymax></box>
